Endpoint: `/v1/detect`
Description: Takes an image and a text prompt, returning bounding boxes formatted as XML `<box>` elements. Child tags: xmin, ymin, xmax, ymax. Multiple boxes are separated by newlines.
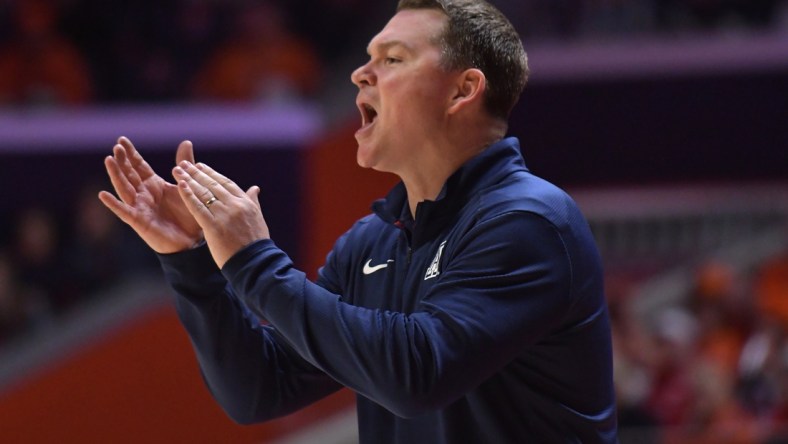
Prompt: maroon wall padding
<box><xmin>0</xmin><ymin>303</ymin><xmax>355</xmax><ymax>443</ymax></box>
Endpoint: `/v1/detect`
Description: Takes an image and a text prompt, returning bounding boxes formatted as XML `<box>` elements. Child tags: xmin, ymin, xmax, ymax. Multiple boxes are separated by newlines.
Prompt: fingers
<box><xmin>104</xmin><ymin>154</ymin><xmax>138</xmax><ymax>205</ymax></box>
<box><xmin>193</xmin><ymin>162</ymin><xmax>246</xmax><ymax>198</ymax></box>
<box><xmin>246</xmin><ymin>185</ymin><xmax>262</xmax><ymax>210</ymax></box>
<box><xmin>175</xmin><ymin>140</ymin><xmax>195</xmax><ymax>165</ymax></box>
<box><xmin>113</xmin><ymin>143</ymin><xmax>144</xmax><ymax>190</ymax></box>
<box><xmin>97</xmin><ymin>190</ymin><xmax>136</xmax><ymax>226</ymax></box>
<box><xmin>173</xmin><ymin>161</ymin><xmax>244</xmax><ymax>205</ymax></box>
<box><xmin>119</xmin><ymin>136</ymin><xmax>157</xmax><ymax>182</ymax></box>
<box><xmin>175</xmin><ymin>176</ymin><xmax>214</xmax><ymax>225</ymax></box>
<box><xmin>173</xmin><ymin>163</ymin><xmax>224</xmax><ymax>211</ymax></box>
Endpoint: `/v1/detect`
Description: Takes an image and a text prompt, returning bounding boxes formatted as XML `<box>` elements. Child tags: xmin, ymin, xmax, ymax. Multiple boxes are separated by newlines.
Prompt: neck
<box><xmin>403</xmin><ymin>164</ymin><xmax>455</xmax><ymax>218</ymax></box>
<box><xmin>402</xmin><ymin>123</ymin><xmax>506</xmax><ymax>217</ymax></box>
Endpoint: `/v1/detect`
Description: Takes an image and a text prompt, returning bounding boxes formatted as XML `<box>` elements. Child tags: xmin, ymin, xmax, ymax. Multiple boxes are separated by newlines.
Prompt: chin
<box><xmin>356</xmin><ymin>138</ymin><xmax>400</xmax><ymax>174</ymax></box>
<box><xmin>356</xmin><ymin>143</ymin><xmax>376</xmax><ymax>169</ymax></box>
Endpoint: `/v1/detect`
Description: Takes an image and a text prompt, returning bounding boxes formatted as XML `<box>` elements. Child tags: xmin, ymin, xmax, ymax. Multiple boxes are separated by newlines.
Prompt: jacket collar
<box><xmin>372</xmin><ymin>137</ymin><xmax>528</xmax><ymax>246</ymax></box>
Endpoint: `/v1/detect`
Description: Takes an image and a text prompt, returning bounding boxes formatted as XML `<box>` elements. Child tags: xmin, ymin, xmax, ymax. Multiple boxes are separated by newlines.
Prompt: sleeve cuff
<box><xmin>157</xmin><ymin>241</ymin><xmax>218</xmax><ymax>277</ymax></box>
<box><xmin>221</xmin><ymin>238</ymin><xmax>279</xmax><ymax>280</ymax></box>
<box><xmin>158</xmin><ymin>241</ymin><xmax>228</xmax><ymax>299</ymax></box>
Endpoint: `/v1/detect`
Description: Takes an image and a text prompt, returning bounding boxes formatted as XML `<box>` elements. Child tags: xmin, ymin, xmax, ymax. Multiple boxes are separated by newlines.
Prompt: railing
<box><xmin>574</xmin><ymin>184</ymin><xmax>788</xmax><ymax>263</ymax></box>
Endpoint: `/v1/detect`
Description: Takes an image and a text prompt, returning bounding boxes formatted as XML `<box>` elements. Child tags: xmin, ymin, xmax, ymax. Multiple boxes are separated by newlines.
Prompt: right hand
<box><xmin>98</xmin><ymin>136</ymin><xmax>204</xmax><ymax>254</ymax></box>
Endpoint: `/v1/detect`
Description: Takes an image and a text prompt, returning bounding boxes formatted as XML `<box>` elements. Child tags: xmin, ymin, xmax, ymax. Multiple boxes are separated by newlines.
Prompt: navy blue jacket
<box><xmin>160</xmin><ymin>137</ymin><xmax>618</xmax><ymax>443</ymax></box>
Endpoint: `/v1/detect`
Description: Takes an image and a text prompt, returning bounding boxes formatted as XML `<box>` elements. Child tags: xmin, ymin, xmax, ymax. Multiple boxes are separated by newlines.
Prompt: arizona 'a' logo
<box><xmin>424</xmin><ymin>241</ymin><xmax>447</xmax><ymax>280</ymax></box>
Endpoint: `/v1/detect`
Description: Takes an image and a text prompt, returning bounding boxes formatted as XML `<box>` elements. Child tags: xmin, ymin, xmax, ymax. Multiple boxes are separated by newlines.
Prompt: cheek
<box><xmin>389</xmin><ymin>88</ymin><xmax>443</xmax><ymax>126</ymax></box>
<box><xmin>379</xmin><ymin>70</ymin><xmax>451</xmax><ymax>130</ymax></box>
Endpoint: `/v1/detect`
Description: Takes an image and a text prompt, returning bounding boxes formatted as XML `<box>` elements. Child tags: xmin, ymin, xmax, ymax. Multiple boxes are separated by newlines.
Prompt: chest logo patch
<box><xmin>424</xmin><ymin>241</ymin><xmax>447</xmax><ymax>280</ymax></box>
<box><xmin>363</xmin><ymin>259</ymin><xmax>394</xmax><ymax>275</ymax></box>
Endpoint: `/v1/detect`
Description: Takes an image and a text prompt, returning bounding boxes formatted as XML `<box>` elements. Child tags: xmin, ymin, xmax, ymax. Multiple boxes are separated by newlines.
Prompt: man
<box><xmin>99</xmin><ymin>0</ymin><xmax>618</xmax><ymax>442</ymax></box>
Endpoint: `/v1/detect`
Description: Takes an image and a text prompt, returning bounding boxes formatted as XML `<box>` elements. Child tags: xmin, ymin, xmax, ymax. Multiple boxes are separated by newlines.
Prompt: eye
<box><xmin>384</xmin><ymin>57</ymin><xmax>401</xmax><ymax>65</ymax></box>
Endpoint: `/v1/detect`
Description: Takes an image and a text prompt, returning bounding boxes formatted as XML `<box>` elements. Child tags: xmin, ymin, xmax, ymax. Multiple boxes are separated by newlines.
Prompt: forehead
<box><xmin>367</xmin><ymin>9</ymin><xmax>447</xmax><ymax>53</ymax></box>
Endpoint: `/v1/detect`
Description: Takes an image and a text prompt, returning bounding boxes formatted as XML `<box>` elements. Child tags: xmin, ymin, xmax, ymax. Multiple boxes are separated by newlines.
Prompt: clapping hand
<box><xmin>172</xmin><ymin>161</ymin><xmax>270</xmax><ymax>269</ymax></box>
<box><xmin>98</xmin><ymin>137</ymin><xmax>204</xmax><ymax>254</ymax></box>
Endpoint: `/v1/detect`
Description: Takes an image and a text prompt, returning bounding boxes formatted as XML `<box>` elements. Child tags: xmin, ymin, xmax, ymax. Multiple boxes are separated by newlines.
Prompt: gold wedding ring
<box><xmin>204</xmin><ymin>196</ymin><xmax>218</xmax><ymax>208</ymax></box>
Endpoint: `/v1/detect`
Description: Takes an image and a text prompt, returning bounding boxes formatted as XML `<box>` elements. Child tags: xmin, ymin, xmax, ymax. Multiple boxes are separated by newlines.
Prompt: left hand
<box><xmin>172</xmin><ymin>160</ymin><xmax>270</xmax><ymax>268</ymax></box>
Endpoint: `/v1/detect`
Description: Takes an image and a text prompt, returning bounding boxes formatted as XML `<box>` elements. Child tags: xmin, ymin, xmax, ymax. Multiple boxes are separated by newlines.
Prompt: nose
<box><xmin>351</xmin><ymin>62</ymin><xmax>375</xmax><ymax>87</ymax></box>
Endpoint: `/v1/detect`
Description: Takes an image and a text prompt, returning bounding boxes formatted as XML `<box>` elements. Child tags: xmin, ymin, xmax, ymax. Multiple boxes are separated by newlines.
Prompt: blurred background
<box><xmin>0</xmin><ymin>0</ymin><xmax>786</xmax><ymax>442</ymax></box>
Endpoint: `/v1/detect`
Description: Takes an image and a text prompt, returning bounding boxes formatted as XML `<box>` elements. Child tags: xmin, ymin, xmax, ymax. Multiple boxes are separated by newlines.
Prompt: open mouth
<box><xmin>359</xmin><ymin>103</ymin><xmax>378</xmax><ymax>128</ymax></box>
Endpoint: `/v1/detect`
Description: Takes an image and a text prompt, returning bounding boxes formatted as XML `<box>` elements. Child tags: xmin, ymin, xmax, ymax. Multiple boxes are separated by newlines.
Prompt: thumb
<box><xmin>175</xmin><ymin>140</ymin><xmax>195</xmax><ymax>165</ymax></box>
<box><xmin>246</xmin><ymin>185</ymin><xmax>261</xmax><ymax>209</ymax></box>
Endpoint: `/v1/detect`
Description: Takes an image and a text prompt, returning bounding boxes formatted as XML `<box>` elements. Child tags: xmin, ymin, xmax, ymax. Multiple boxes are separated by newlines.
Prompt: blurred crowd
<box><xmin>0</xmin><ymin>183</ymin><xmax>158</xmax><ymax>346</ymax></box>
<box><xmin>0</xmin><ymin>0</ymin><xmax>785</xmax><ymax>107</ymax></box>
<box><xmin>1</xmin><ymin>0</ymin><xmax>788</xmax><ymax>442</ymax></box>
<box><xmin>609</xmin><ymin>249</ymin><xmax>788</xmax><ymax>443</ymax></box>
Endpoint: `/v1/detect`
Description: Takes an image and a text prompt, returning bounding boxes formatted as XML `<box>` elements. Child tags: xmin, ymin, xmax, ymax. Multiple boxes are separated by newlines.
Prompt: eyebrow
<box><xmin>366</xmin><ymin>40</ymin><xmax>414</xmax><ymax>56</ymax></box>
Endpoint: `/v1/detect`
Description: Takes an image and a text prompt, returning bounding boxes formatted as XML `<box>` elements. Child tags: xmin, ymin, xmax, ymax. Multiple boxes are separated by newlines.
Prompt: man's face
<box><xmin>351</xmin><ymin>9</ymin><xmax>458</xmax><ymax>174</ymax></box>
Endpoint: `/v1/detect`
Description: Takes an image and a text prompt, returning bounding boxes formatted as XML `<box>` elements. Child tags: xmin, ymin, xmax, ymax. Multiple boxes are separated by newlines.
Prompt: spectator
<box><xmin>690</xmin><ymin>260</ymin><xmax>752</xmax><ymax>375</ymax></box>
<box><xmin>64</xmin><ymin>183</ymin><xmax>157</xmax><ymax>299</ymax></box>
<box><xmin>191</xmin><ymin>0</ymin><xmax>321</xmax><ymax>103</ymax></box>
<box><xmin>645</xmin><ymin>307</ymin><xmax>699</xmax><ymax>427</ymax></box>
<box><xmin>0</xmin><ymin>249</ymin><xmax>53</xmax><ymax>344</ymax></box>
<box><xmin>607</xmin><ymin>277</ymin><xmax>661</xmax><ymax>443</ymax></box>
<box><xmin>755</xmin><ymin>249</ymin><xmax>788</xmax><ymax>330</ymax></box>
<box><xmin>737</xmin><ymin>245</ymin><xmax>788</xmax><ymax>436</ymax></box>
<box><xmin>0</xmin><ymin>0</ymin><xmax>93</xmax><ymax>106</ymax></box>
<box><xmin>667</xmin><ymin>359</ymin><xmax>761</xmax><ymax>444</ymax></box>
<box><xmin>168</xmin><ymin>0</ymin><xmax>231</xmax><ymax>98</ymax></box>
<box><xmin>11</xmin><ymin>207</ymin><xmax>74</xmax><ymax>313</ymax></box>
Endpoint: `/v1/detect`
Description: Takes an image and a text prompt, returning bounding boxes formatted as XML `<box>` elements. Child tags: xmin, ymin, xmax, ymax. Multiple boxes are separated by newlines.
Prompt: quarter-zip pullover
<box><xmin>160</xmin><ymin>137</ymin><xmax>618</xmax><ymax>443</ymax></box>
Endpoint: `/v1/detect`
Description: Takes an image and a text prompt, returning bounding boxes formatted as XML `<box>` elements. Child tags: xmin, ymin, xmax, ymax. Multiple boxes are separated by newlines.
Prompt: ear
<box><xmin>447</xmin><ymin>68</ymin><xmax>486</xmax><ymax>115</ymax></box>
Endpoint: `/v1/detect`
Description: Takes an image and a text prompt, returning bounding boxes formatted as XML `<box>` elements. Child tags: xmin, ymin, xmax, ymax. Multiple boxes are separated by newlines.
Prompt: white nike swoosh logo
<box><xmin>363</xmin><ymin>259</ymin><xmax>394</xmax><ymax>275</ymax></box>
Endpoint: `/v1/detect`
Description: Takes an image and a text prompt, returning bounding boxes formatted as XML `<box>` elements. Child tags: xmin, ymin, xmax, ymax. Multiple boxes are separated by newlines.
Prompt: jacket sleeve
<box><xmin>222</xmin><ymin>211</ymin><xmax>579</xmax><ymax>418</ymax></box>
<box><xmin>158</xmin><ymin>243</ymin><xmax>343</xmax><ymax>424</ymax></box>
